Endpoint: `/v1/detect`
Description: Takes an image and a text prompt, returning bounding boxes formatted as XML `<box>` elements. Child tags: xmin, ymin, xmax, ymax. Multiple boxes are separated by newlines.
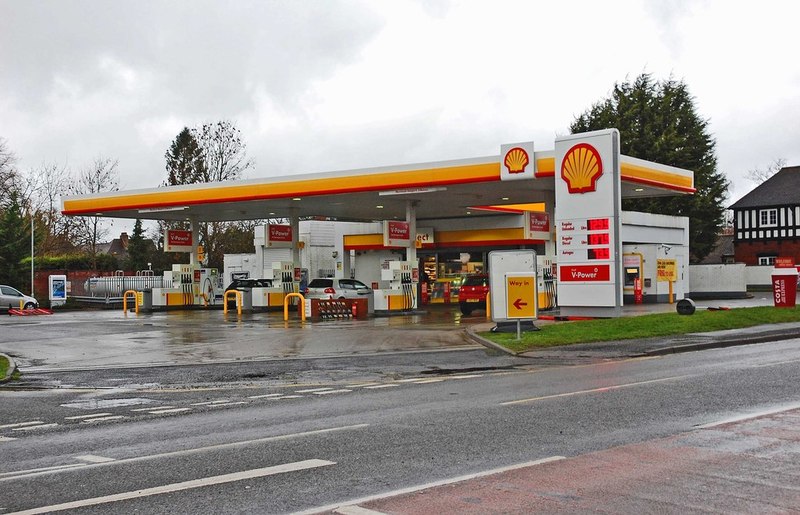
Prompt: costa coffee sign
<box><xmin>383</xmin><ymin>220</ymin><xmax>411</xmax><ymax>247</ymax></box>
<box><xmin>165</xmin><ymin>229</ymin><xmax>193</xmax><ymax>253</ymax></box>
<box><xmin>266</xmin><ymin>224</ymin><xmax>293</xmax><ymax>248</ymax></box>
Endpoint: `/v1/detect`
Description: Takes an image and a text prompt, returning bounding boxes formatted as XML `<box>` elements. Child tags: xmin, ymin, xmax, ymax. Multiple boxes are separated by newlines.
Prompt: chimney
<box><xmin>120</xmin><ymin>232</ymin><xmax>129</xmax><ymax>248</ymax></box>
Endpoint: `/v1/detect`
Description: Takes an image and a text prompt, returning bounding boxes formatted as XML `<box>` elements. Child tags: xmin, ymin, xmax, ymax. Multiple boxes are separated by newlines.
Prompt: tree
<box><xmin>162</xmin><ymin>121</ymin><xmax>254</xmax><ymax>270</ymax></box>
<box><xmin>747</xmin><ymin>158</ymin><xmax>786</xmax><ymax>185</ymax></box>
<box><xmin>0</xmin><ymin>189</ymin><xmax>31</xmax><ymax>290</ymax></box>
<box><xmin>164</xmin><ymin>127</ymin><xmax>206</xmax><ymax>186</ymax></box>
<box><xmin>0</xmin><ymin>137</ymin><xmax>21</xmax><ymax>206</ymax></box>
<box><xmin>125</xmin><ymin>219</ymin><xmax>153</xmax><ymax>272</ymax></box>
<box><xmin>192</xmin><ymin>120</ymin><xmax>254</xmax><ymax>183</ymax></box>
<box><xmin>570</xmin><ymin>74</ymin><xmax>729</xmax><ymax>263</ymax></box>
<box><xmin>69</xmin><ymin>157</ymin><xmax>121</xmax><ymax>269</ymax></box>
<box><xmin>25</xmin><ymin>162</ymin><xmax>76</xmax><ymax>256</ymax></box>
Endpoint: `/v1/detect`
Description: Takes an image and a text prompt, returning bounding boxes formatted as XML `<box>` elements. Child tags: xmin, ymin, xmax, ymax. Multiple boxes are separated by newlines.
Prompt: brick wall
<box><xmin>734</xmin><ymin>240</ymin><xmax>800</xmax><ymax>265</ymax></box>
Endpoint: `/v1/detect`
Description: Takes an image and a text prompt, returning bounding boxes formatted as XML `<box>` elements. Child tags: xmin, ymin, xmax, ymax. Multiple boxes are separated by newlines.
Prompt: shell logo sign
<box><xmin>503</xmin><ymin>147</ymin><xmax>530</xmax><ymax>175</ymax></box>
<box><xmin>561</xmin><ymin>143</ymin><xmax>603</xmax><ymax>194</ymax></box>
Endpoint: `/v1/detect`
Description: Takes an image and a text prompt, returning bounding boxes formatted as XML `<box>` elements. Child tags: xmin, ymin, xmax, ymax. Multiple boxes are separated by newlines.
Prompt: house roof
<box><xmin>730</xmin><ymin>166</ymin><xmax>800</xmax><ymax>209</ymax></box>
<box><xmin>700</xmin><ymin>234</ymin><xmax>734</xmax><ymax>264</ymax></box>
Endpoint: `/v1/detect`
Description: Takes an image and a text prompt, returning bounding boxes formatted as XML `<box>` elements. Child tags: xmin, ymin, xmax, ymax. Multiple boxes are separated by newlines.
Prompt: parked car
<box><xmin>458</xmin><ymin>274</ymin><xmax>489</xmax><ymax>316</ymax></box>
<box><xmin>0</xmin><ymin>285</ymin><xmax>39</xmax><ymax>310</ymax></box>
<box><xmin>223</xmin><ymin>278</ymin><xmax>272</xmax><ymax>307</ymax></box>
<box><xmin>304</xmin><ymin>278</ymin><xmax>372</xmax><ymax>300</ymax></box>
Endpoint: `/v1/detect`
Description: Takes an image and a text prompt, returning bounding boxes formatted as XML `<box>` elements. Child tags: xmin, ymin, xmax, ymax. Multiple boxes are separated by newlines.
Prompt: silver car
<box><xmin>0</xmin><ymin>285</ymin><xmax>39</xmax><ymax>310</ymax></box>
<box><xmin>304</xmin><ymin>278</ymin><xmax>372</xmax><ymax>300</ymax></box>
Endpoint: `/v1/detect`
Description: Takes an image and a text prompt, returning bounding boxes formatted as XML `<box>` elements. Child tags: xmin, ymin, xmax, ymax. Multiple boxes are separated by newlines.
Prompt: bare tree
<box><xmin>69</xmin><ymin>158</ymin><xmax>120</xmax><ymax>268</ymax></box>
<box><xmin>25</xmin><ymin>162</ymin><xmax>76</xmax><ymax>255</ymax></box>
<box><xmin>192</xmin><ymin>120</ymin><xmax>254</xmax><ymax>183</ymax></box>
<box><xmin>0</xmin><ymin>137</ymin><xmax>21</xmax><ymax>205</ymax></box>
<box><xmin>747</xmin><ymin>158</ymin><xmax>786</xmax><ymax>185</ymax></box>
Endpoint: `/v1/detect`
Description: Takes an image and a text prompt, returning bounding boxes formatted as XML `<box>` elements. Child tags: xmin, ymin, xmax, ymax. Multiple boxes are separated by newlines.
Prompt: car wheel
<box><xmin>24</xmin><ymin>302</ymin><xmax>36</xmax><ymax>310</ymax></box>
<box><xmin>459</xmin><ymin>303</ymin><xmax>473</xmax><ymax>316</ymax></box>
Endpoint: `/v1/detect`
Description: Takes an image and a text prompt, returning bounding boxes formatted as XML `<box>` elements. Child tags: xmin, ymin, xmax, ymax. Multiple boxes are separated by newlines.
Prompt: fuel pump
<box><xmin>537</xmin><ymin>256</ymin><xmax>557</xmax><ymax>310</ymax></box>
<box><xmin>253</xmin><ymin>261</ymin><xmax>298</xmax><ymax>309</ymax></box>
<box><xmin>374</xmin><ymin>261</ymin><xmax>418</xmax><ymax>312</ymax></box>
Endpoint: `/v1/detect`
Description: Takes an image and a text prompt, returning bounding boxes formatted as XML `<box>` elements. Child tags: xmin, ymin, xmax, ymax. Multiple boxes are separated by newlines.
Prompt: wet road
<box><xmin>1</xmin><ymin>338</ymin><xmax>799</xmax><ymax>514</ymax></box>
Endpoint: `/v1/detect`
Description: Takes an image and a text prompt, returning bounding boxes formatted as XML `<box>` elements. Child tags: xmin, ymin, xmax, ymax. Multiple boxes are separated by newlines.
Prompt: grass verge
<box><xmin>0</xmin><ymin>354</ymin><xmax>9</xmax><ymax>380</ymax></box>
<box><xmin>481</xmin><ymin>305</ymin><xmax>800</xmax><ymax>353</ymax></box>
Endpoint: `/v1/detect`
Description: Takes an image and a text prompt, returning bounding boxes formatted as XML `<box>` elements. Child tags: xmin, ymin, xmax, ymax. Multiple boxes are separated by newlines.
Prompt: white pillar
<box><xmin>406</xmin><ymin>200</ymin><xmax>417</xmax><ymax>263</ymax></box>
<box><xmin>190</xmin><ymin>217</ymin><xmax>199</xmax><ymax>266</ymax></box>
<box><xmin>290</xmin><ymin>211</ymin><xmax>300</xmax><ymax>266</ymax></box>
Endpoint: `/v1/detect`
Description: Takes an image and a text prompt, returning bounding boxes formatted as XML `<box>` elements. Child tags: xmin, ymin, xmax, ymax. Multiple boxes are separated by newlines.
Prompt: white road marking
<box><xmin>130</xmin><ymin>406</ymin><xmax>175</xmax><ymax>412</ymax></box>
<box><xmin>74</xmin><ymin>455</ymin><xmax>116</xmax><ymax>464</ymax></box>
<box><xmin>0</xmin><ymin>424</ymin><xmax>368</xmax><ymax>483</ymax></box>
<box><xmin>207</xmin><ymin>402</ymin><xmax>247</xmax><ymax>408</ymax></box>
<box><xmin>335</xmin><ymin>506</ymin><xmax>388</xmax><ymax>515</ymax></box>
<box><xmin>0</xmin><ymin>436</ymin><xmax>17</xmax><ymax>442</ymax></box>
<box><xmin>279</xmin><ymin>395</ymin><xmax>304</xmax><ymax>399</ymax></box>
<box><xmin>248</xmin><ymin>393</ymin><xmax>285</xmax><ymax>399</ymax></box>
<box><xmin>314</xmin><ymin>389</ymin><xmax>352</xmax><ymax>395</ymax></box>
<box><xmin>64</xmin><ymin>413</ymin><xmax>112</xmax><ymax>420</ymax></box>
<box><xmin>364</xmin><ymin>384</ymin><xmax>398</xmax><ymax>389</ymax></box>
<box><xmin>148</xmin><ymin>408</ymin><xmax>191</xmax><ymax>415</ymax></box>
<box><xmin>10</xmin><ymin>459</ymin><xmax>336</xmax><ymax>515</ymax></box>
<box><xmin>395</xmin><ymin>378</ymin><xmax>425</xmax><ymax>383</ymax></box>
<box><xmin>298</xmin><ymin>456</ymin><xmax>565</xmax><ymax>515</ymax></box>
<box><xmin>12</xmin><ymin>424</ymin><xmax>58</xmax><ymax>432</ymax></box>
<box><xmin>449</xmin><ymin>374</ymin><xmax>484</xmax><ymax>379</ymax></box>
<box><xmin>81</xmin><ymin>416</ymin><xmax>124</xmax><ymax>423</ymax></box>
<box><xmin>500</xmin><ymin>375</ymin><xmax>690</xmax><ymax>406</ymax></box>
<box><xmin>411</xmin><ymin>379</ymin><xmax>445</xmax><ymax>384</ymax></box>
<box><xmin>696</xmin><ymin>402</ymin><xmax>800</xmax><ymax>429</ymax></box>
<box><xmin>345</xmin><ymin>383</ymin><xmax>381</xmax><ymax>388</ymax></box>
<box><xmin>0</xmin><ymin>421</ymin><xmax>44</xmax><ymax>430</ymax></box>
<box><xmin>190</xmin><ymin>400</ymin><xmax>230</xmax><ymax>406</ymax></box>
<box><xmin>295</xmin><ymin>387</ymin><xmax>335</xmax><ymax>393</ymax></box>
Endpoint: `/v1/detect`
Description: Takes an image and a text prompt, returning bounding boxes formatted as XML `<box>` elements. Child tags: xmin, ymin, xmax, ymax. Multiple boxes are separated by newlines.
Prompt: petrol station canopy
<box><xmin>61</xmin><ymin>148</ymin><xmax>694</xmax><ymax>223</ymax></box>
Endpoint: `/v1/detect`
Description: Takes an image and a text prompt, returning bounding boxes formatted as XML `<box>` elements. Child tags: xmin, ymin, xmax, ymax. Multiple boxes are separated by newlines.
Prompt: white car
<box><xmin>0</xmin><ymin>285</ymin><xmax>39</xmax><ymax>310</ymax></box>
<box><xmin>304</xmin><ymin>278</ymin><xmax>373</xmax><ymax>300</ymax></box>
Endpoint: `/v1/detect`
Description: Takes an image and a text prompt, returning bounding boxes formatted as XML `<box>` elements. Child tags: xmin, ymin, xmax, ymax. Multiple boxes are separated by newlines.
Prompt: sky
<box><xmin>2</xmin><ymin>0</ymin><xmax>799</xmax><ymax>234</ymax></box>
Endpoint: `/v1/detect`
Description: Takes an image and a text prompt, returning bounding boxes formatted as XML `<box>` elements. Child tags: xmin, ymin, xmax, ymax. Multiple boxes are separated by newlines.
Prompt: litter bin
<box><xmin>771</xmin><ymin>267</ymin><xmax>798</xmax><ymax>308</ymax></box>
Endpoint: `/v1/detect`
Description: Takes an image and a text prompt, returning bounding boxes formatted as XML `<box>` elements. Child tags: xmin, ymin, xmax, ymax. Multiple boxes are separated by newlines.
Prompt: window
<box><xmin>758</xmin><ymin>256</ymin><xmax>776</xmax><ymax>266</ymax></box>
<box><xmin>759</xmin><ymin>209</ymin><xmax>778</xmax><ymax>227</ymax></box>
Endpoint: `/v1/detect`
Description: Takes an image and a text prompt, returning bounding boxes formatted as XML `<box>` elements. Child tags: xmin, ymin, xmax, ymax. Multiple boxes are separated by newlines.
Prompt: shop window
<box><xmin>758</xmin><ymin>256</ymin><xmax>776</xmax><ymax>266</ymax></box>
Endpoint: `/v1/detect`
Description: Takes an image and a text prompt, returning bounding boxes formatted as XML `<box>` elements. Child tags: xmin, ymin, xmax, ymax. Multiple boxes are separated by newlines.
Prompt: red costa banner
<box><xmin>165</xmin><ymin>229</ymin><xmax>193</xmax><ymax>252</ymax></box>
<box><xmin>559</xmin><ymin>264</ymin><xmax>610</xmax><ymax>282</ymax></box>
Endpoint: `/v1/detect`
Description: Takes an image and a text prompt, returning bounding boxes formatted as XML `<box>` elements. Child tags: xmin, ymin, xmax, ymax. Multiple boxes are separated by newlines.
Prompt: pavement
<box><xmin>0</xmin><ymin>292</ymin><xmax>797</xmax><ymax>372</ymax></box>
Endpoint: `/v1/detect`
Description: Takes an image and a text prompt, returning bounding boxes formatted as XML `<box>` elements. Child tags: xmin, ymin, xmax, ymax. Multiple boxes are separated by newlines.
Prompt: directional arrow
<box><xmin>513</xmin><ymin>298</ymin><xmax>528</xmax><ymax>310</ymax></box>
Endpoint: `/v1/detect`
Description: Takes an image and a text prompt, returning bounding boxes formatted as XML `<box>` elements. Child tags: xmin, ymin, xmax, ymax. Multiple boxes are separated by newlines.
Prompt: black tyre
<box><xmin>459</xmin><ymin>303</ymin><xmax>473</xmax><ymax>316</ymax></box>
<box><xmin>24</xmin><ymin>302</ymin><xmax>36</xmax><ymax>310</ymax></box>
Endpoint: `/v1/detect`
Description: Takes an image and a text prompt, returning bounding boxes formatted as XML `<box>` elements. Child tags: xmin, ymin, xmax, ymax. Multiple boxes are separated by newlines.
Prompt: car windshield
<box><xmin>308</xmin><ymin>279</ymin><xmax>333</xmax><ymax>288</ymax></box>
<box><xmin>462</xmin><ymin>276</ymin><xmax>488</xmax><ymax>287</ymax></box>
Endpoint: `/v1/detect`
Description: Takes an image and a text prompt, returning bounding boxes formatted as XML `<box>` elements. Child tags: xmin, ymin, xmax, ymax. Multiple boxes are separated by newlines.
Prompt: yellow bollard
<box><xmin>223</xmin><ymin>290</ymin><xmax>242</xmax><ymax>315</ymax></box>
<box><xmin>486</xmin><ymin>292</ymin><xmax>491</xmax><ymax>320</ymax></box>
<box><xmin>123</xmin><ymin>290</ymin><xmax>139</xmax><ymax>314</ymax></box>
<box><xmin>283</xmin><ymin>293</ymin><xmax>306</xmax><ymax>321</ymax></box>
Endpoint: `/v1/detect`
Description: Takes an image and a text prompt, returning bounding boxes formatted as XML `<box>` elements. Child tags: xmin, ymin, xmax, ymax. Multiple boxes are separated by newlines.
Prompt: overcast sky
<box><xmin>2</xmin><ymin>0</ymin><xmax>799</xmax><ymax>230</ymax></box>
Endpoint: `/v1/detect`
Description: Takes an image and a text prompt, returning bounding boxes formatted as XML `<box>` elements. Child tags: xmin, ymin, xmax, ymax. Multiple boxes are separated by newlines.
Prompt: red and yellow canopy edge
<box><xmin>62</xmin><ymin>162</ymin><xmax>501</xmax><ymax>215</ymax></box>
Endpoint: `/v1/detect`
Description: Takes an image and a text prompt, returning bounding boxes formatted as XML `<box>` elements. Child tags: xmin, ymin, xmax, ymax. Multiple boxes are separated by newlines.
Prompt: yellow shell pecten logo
<box><xmin>561</xmin><ymin>143</ymin><xmax>603</xmax><ymax>194</ymax></box>
<box><xmin>504</xmin><ymin>147</ymin><xmax>530</xmax><ymax>175</ymax></box>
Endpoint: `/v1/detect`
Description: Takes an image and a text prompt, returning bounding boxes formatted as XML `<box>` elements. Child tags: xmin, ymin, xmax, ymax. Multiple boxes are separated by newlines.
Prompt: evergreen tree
<box><xmin>570</xmin><ymin>74</ymin><xmax>729</xmax><ymax>262</ymax></box>
<box><xmin>165</xmin><ymin>128</ymin><xmax>206</xmax><ymax>186</ymax></box>
<box><xmin>125</xmin><ymin>219</ymin><xmax>152</xmax><ymax>272</ymax></box>
<box><xmin>0</xmin><ymin>190</ymin><xmax>31</xmax><ymax>289</ymax></box>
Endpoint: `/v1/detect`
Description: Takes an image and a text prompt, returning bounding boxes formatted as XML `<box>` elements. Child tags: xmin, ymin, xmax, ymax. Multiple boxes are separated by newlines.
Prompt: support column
<box><xmin>190</xmin><ymin>217</ymin><xmax>200</xmax><ymax>267</ymax></box>
<box><xmin>406</xmin><ymin>200</ymin><xmax>418</xmax><ymax>263</ymax></box>
<box><xmin>290</xmin><ymin>211</ymin><xmax>300</xmax><ymax>266</ymax></box>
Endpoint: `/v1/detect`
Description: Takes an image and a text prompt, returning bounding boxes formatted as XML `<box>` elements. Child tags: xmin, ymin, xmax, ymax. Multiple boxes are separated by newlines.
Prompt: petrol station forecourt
<box><xmin>61</xmin><ymin>129</ymin><xmax>696</xmax><ymax>319</ymax></box>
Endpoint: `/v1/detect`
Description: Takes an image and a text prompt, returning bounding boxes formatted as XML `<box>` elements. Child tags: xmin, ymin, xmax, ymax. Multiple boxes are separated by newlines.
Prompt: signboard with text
<box><xmin>165</xmin><ymin>229</ymin><xmax>193</xmax><ymax>253</ymax></box>
<box><xmin>554</xmin><ymin>129</ymin><xmax>622</xmax><ymax>315</ymax></box>
<box><xmin>266</xmin><ymin>224</ymin><xmax>293</xmax><ymax>248</ymax></box>
<box><xmin>383</xmin><ymin>220</ymin><xmax>411</xmax><ymax>247</ymax></box>
<box><xmin>656</xmin><ymin>259</ymin><xmax>678</xmax><ymax>282</ymax></box>
<box><xmin>489</xmin><ymin>249</ymin><xmax>537</xmax><ymax>322</ymax></box>
<box><xmin>523</xmin><ymin>211</ymin><xmax>551</xmax><ymax>241</ymax></box>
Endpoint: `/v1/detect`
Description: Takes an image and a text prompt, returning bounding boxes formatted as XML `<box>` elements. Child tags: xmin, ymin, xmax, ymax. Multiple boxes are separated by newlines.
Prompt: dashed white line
<box><xmin>449</xmin><ymin>374</ymin><xmax>484</xmax><ymax>379</ymax></box>
<box><xmin>500</xmin><ymin>376</ymin><xmax>690</xmax><ymax>406</ymax></box>
<box><xmin>12</xmin><ymin>424</ymin><xmax>58</xmax><ymax>432</ymax></box>
<box><xmin>130</xmin><ymin>406</ymin><xmax>175</xmax><ymax>412</ymax></box>
<box><xmin>148</xmin><ymin>408</ymin><xmax>191</xmax><ymax>415</ymax></box>
<box><xmin>395</xmin><ymin>378</ymin><xmax>425</xmax><ymax>383</ymax></box>
<box><xmin>411</xmin><ymin>379</ymin><xmax>445</xmax><ymax>384</ymax></box>
<box><xmin>81</xmin><ymin>416</ymin><xmax>124</xmax><ymax>424</ymax></box>
<box><xmin>0</xmin><ymin>421</ymin><xmax>45</xmax><ymax>430</ymax></box>
<box><xmin>313</xmin><ymin>389</ymin><xmax>352</xmax><ymax>395</ymax></box>
<box><xmin>64</xmin><ymin>413</ymin><xmax>113</xmax><ymax>420</ymax></box>
<box><xmin>295</xmin><ymin>387</ymin><xmax>335</xmax><ymax>393</ymax></box>
<box><xmin>279</xmin><ymin>395</ymin><xmax>304</xmax><ymax>399</ymax></box>
<box><xmin>345</xmin><ymin>383</ymin><xmax>381</xmax><ymax>388</ymax></box>
<box><xmin>364</xmin><ymin>384</ymin><xmax>398</xmax><ymax>390</ymax></box>
<box><xmin>248</xmin><ymin>393</ymin><xmax>285</xmax><ymax>399</ymax></box>
<box><xmin>10</xmin><ymin>459</ymin><xmax>336</xmax><ymax>515</ymax></box>
<box><xmin>74</xmin><ymin>455</ymin><xmax>116</xmax><ymax>464</ymax></box>
<box><xmin>0</xmin><ymin>436</ymin><xmax>17</xmax><ymax>442</ymax></box>
<box><xmin>206</xmin><ymin>402</ymin><xmax>247</xmax><ymax>408</ymax></box>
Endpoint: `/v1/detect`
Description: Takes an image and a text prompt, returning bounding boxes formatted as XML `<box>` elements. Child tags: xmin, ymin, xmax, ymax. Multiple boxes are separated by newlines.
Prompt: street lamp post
<box><xmin>30</xmin><ymin>210</ymin><xmax>34</xmax><ymax>297</ymax></box>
